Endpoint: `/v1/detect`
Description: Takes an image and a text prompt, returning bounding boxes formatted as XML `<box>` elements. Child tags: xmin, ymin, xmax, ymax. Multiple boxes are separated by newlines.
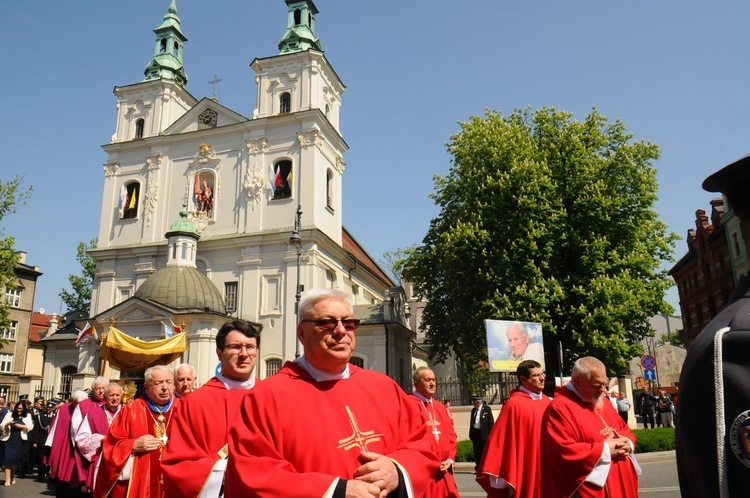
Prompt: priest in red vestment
<box><xmin>541</xmin><ymin>357</ymin><xmax>641</xmax><ymax>498</ymax></box>
<box><xmin>75</xmin><ymin>383</ymin><xmax>123</xmax><ymax>493</ymax></box>
<box><xmin>224</xmin><ymin>289</ymin><xmax>439</xmax><ymax>498</ymax></box>
<box><xmin>407</xmin><ymin>366</ymin><xmax>458</xmax><ymax>498</ymax></box>
<box><xmin>476</xmin><ymin>360</ymin><xmax>550</xmax><ymax>498</ymax></box>
<box><xmin>162</xmin><ymin>319</ymin><xmax>262</xmax><ymax>498</ymax></box>
<box><xmin>94</xmin><ymin>365</ymin><xmax>177</xmax><ymax>498</ymax></box>
<box><xmin>46</xmin><ymin>389</ymin><xmax>89</xmax><ymax>496</ymax></box>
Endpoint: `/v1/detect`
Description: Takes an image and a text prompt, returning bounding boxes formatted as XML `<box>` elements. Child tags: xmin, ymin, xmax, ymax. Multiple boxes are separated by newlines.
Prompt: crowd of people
<box><xmin>1</xmin><ymin>288</ymin><xmax>647</xmax><ymax>497</ymax></box>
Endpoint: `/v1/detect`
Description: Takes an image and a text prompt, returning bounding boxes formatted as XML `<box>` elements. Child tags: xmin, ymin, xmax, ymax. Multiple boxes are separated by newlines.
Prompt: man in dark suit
<box><xmin>469</xmin><ymin>396</ymin><xmax>494</xmax><ymax>471</ymax></box>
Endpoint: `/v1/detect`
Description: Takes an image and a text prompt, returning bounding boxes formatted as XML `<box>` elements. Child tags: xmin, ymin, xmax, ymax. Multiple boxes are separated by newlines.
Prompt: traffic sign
<box><xmin>641</xmin><ymin>354</ymin><xmax>656</xmax><ymax>370</ymax></box>
<box><xmin>644</xmin><ymin>368</ymin><xmax>656</xmax><ymax>381</ymax></box>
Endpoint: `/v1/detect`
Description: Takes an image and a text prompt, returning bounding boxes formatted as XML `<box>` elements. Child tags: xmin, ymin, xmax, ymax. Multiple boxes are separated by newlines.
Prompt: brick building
<box><xmin>669</xmin><ymin>199</ymin><xmax>735</xmax><ymax>346</ymax></box>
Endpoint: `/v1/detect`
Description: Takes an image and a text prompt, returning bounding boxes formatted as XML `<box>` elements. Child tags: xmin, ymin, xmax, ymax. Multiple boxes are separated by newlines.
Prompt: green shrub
<box><xmin>456</xmin><ymin>440</ymin><xmax>474</xmax><ymax>462</ymax></box>
<box><xmin>633</xmin><ymin>427</ymin><xmax>675</xmax><ymax>453</ymax></box>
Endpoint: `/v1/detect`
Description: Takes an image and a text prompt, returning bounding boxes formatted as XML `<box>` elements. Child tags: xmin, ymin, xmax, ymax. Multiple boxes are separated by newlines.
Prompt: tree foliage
<box><xmin>380</xmin><ymin>247</ymin><xmax>415</xmax><ymax>286</ymax></box>
<box><xmin>0</xmin><ymin>176</ymin><xmax>32</xmax><ymax>337</ymax></box>
<box><xmin>403</xmin><ymin>107</ymin><xmax>677</xmax><ymax>376</ymax></box>
<box><xmin>59</xmin><ymin>237</ymin><xmax>97</xmax><ymax>314</ymax></box>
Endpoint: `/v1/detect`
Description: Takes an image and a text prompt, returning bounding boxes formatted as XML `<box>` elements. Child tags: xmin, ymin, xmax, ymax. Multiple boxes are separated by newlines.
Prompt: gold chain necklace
<box><xmin>146</xmin><ymin>404</ymin><xmax>172</xmax><ymax>449</ymax></box>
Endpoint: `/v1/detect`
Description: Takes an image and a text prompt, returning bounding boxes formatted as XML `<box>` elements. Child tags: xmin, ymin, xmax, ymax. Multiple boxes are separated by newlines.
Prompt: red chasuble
<box><xmin>162</xmin><ymin>377</ymin><xmax>249</xmax><ymax>497</ymax></box>
<box><xmin>541</xmin><ymin>387</ymin><xmax>639</xmax><ymax>498</ymax></box>
<box><xmin>406</xmin><ymin>394</ymin><xmax>459</xmax><ymax>498</ymax></box>
<box><xmin>94</xmin><ymin>397</ymin><xmax>177</xmax><ymax>498</ymax></box>
<box><xmin>224</xmin><ymin>362</ymin><xmax>439</xmax><ymax>498</ymax></box>
<box><xmin>476</xmin><ymin>389</ymin><xmax>550</xmax><ymax>498</ymax></box>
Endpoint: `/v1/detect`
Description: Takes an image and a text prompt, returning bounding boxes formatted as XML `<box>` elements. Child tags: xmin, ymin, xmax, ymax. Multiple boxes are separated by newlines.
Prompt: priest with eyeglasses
<box><xmin>162</xmin><ymin>319</ymin><xmax>262</xmax><ymax>498</ymax></box>
<box><xmin>224</xmin><ymin>288</ymin><xmax>438</xmax><ymax>498</ymax></box>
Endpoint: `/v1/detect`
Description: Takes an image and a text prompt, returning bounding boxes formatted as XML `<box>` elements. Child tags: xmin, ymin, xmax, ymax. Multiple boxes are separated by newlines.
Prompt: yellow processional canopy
<box><xmin>100</xmin><ymin>326</ymin><xmax>187</xmax><ymax>373</ymax></box>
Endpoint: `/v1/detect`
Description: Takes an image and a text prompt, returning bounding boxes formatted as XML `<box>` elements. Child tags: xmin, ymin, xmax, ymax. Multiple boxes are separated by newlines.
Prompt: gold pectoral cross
<box><xmin>426</xmin><ymin>411</ymin><xmax>441</xmax><ymax>442</ymax></box>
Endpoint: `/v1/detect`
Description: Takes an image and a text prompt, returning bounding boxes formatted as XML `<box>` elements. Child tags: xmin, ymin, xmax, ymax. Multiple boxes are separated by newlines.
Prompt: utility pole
<box><xmin>290</xmin><ymin>204</ymin><xmax>303</xmax><ymax>358</ymax></box>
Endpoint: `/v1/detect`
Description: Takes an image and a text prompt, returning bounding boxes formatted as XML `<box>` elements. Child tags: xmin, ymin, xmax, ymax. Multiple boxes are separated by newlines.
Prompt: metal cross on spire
<box><xmin>208</xmin><ymin>74</ymin><xmax>223</xmax><ymax>101</ymax></box>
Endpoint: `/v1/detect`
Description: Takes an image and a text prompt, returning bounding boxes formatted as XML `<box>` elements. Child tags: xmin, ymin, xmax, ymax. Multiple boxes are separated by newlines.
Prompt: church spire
<box><xmin>278</xmin><ymin>0</ymin><xmax>321</xmax><ymax>54</ymax></box>
<box><xmin>143</xmin><ymin>0</ymin><xmax>188</xmax><ymax>86</ymax></box>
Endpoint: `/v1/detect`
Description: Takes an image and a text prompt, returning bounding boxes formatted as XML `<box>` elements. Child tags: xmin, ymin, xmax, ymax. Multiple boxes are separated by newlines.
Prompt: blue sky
<box><xmin>2</xmin><ymin>1</ymin><xmax>749</xmax><ymax>315</ymax></box>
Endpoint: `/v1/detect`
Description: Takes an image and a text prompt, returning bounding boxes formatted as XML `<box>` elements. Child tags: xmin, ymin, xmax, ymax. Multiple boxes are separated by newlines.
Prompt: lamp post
<box><xmin>290</xmin><ymin>203</ymin><xmax>303</xmax><ymax>358</ymax></box>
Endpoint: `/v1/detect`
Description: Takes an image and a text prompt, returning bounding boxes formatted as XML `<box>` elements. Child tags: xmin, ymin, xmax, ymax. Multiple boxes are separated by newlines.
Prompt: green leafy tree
<box><xmin>380</xmin><ymin>247</ymin><xmax>415</xmax><ymax>286</ymax></box>
<box><xmin>403</xmin><ymin>107</ymin><xmax>677</xmax><ymax>376</ymax></box>
<box><xmin>59</xmin><ymin>237</ymin><xmax>97</xmax><ymax>313</ymax></box>
<box><xmin>0</xmin><ymin>176</ymin><xmax>32</xmax><ymax>340</ymax></box>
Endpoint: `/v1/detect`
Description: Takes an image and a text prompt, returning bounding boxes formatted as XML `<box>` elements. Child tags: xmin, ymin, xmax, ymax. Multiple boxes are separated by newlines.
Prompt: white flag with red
<box><xmin>75</xmin><ymin>322</ymin><xmax>94</xmax><ymax>346</ymax></box>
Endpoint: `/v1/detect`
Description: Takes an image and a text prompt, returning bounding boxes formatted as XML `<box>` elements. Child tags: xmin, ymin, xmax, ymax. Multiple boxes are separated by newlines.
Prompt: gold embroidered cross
<box><xmin>337</xmin><ymin>406</ymin><xmax>383</xmax><ymax>453</ymax></box>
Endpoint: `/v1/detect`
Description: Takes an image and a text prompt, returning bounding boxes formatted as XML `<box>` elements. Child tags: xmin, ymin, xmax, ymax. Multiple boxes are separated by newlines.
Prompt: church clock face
<box><xmin>198</xmin><ymin>109</ymin><xmax>218</xmax><ymax>129</ymax></box>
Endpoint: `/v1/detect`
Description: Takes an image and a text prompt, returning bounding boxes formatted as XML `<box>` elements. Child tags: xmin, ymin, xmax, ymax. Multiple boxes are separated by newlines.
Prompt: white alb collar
<box><xmin>295</xmin><ymin>355</ymin><xmax>350</xmax><ymax>382</ymax></box>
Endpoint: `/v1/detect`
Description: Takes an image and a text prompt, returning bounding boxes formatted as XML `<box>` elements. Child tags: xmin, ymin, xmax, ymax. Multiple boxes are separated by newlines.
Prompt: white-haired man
<box><xmin>224</xmin><ymin>289</ymin><xmax>438</xmax><ymax>498</ymax></box>
<box><xmin>173</xmin><ymin>363</ymin><xmax>196</xmax><ymax>399</ymax></box>
<box><xmin>95</xmin><ymin>365</ymin><xmax>176</xmax><ymax>498</ymax></box>
<box><xmin>541</xmin><ymin>357</ymin><xmax>640</xmax><ymax>497</ymax></box>
<box><xmin>71</xmin><ymin>376</ymin><xmax>109</xmax><ymax>490</ymax></box>
<box><xmin>75</xmin><ymin>383</ymin><xmax>123</xmax><ymax>494</ymax></box>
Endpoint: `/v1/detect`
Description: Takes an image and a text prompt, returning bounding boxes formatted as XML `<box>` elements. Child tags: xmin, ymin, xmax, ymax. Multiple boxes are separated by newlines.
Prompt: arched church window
<box><xmin>280</xmin><ymin>92</ymin><xmax>291</xmax><ymax>114</ymax></box>
<box><xmin>271</xmin><ymin>160</ymin><xmax>293</xmax><ymax>200</ymax></box>
<box><xmin>135</xmin><ymin>118</ymin><xmax>144</xmax><ymax>139</ymax></box>
<box><xmin>326</xmin><ymin>269</ymin><xmax>336</xmax><ymax>289</ymax></box>
<box><xmin>173</xmin><ymin>41</ymin><xmax>179</xmax><ymax>56</ymax></box>
<box><xmin>120</xmin><ymin>182</ymin><xmax>140</xmax><ymax>220</ymax></box>
<box><xmin>326</xmin><ymin>169</ymin><xmax>334</xmax><ymax>209</ymax></box>
<box><xmin>193</xmin><ymin>171</ymin><xmax>215</xmax><ymax>216</ymax></box>
<box><xmin>294</xmin><ymin>9</ymin><xmax>302</xmax><ymax>25</ymax></box>
<box><xmin>308</xmin><ymin>13</ymin><xmax>312</xmax><ymax>27</ymax></box>
<box><xmin>160</xmin><ymin>39</ymin><xmax>167</xmax><ymax>53</ymax></box>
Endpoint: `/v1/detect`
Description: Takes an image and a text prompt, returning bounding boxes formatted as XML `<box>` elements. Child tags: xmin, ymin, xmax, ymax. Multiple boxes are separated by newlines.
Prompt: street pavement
<box><xmin>453</xmin><ymin>450</ymin><xmax>679</xmax><ymax>497</ymax></box>
<box><xmin>10</xmin><ymin>450</ymin><xmax>679</xmax><ymax>497</ymax></box>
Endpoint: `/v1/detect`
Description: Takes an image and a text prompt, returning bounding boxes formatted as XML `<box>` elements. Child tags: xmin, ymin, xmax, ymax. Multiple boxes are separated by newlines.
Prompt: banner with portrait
<box><xmin>486</xmin><ymin>319</ymin><xmax>545</xmax><ymax>372</ymax></box>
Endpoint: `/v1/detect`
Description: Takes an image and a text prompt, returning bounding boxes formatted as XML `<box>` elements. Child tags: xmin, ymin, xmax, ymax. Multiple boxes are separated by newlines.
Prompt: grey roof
<box><xmin>134</xmin><ymin>266</ymin><xmax>225</xmax><ymax>314</ymax></box>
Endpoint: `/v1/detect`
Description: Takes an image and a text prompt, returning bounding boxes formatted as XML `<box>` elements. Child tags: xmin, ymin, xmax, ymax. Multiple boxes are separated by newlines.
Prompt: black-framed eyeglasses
<box><xmin>301</xmin><ymin>318</ymin><xmax>360</xmax><ymax>331</ymax></box>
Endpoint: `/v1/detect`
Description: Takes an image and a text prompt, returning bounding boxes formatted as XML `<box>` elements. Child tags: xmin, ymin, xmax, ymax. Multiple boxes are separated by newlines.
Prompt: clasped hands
<box><xmin>606</xmin><ymin>431</ymin><xmax>633</xmax><ymax>461</ymax></box>
<box><xmin>346</xmin><ymin>451</ymin><xmax>399</xmax><ymax>498</ymax></box>
<box><xmin>133</xmin><ymin>434</ymin><xmax>164</xmax><ymax>453</ymax></box>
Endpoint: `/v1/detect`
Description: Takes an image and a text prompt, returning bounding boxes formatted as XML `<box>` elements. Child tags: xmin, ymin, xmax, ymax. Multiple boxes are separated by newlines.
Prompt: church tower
<box><xmin>76</xmin><ymin>1</ymin><xmax>399</xmax><ymax>391</ymax></box>
<box><xmin>110</xmin><ymin>0</ymin><xmax>196</xmax><ymax>143</ymax></box>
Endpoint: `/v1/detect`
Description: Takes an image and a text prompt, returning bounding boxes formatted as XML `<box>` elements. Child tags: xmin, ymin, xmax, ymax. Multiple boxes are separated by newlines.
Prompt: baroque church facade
<box><xmin>43</xmin><ymin>0</ymin><xmax>415</xmax><ymax>393</ymax></box>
